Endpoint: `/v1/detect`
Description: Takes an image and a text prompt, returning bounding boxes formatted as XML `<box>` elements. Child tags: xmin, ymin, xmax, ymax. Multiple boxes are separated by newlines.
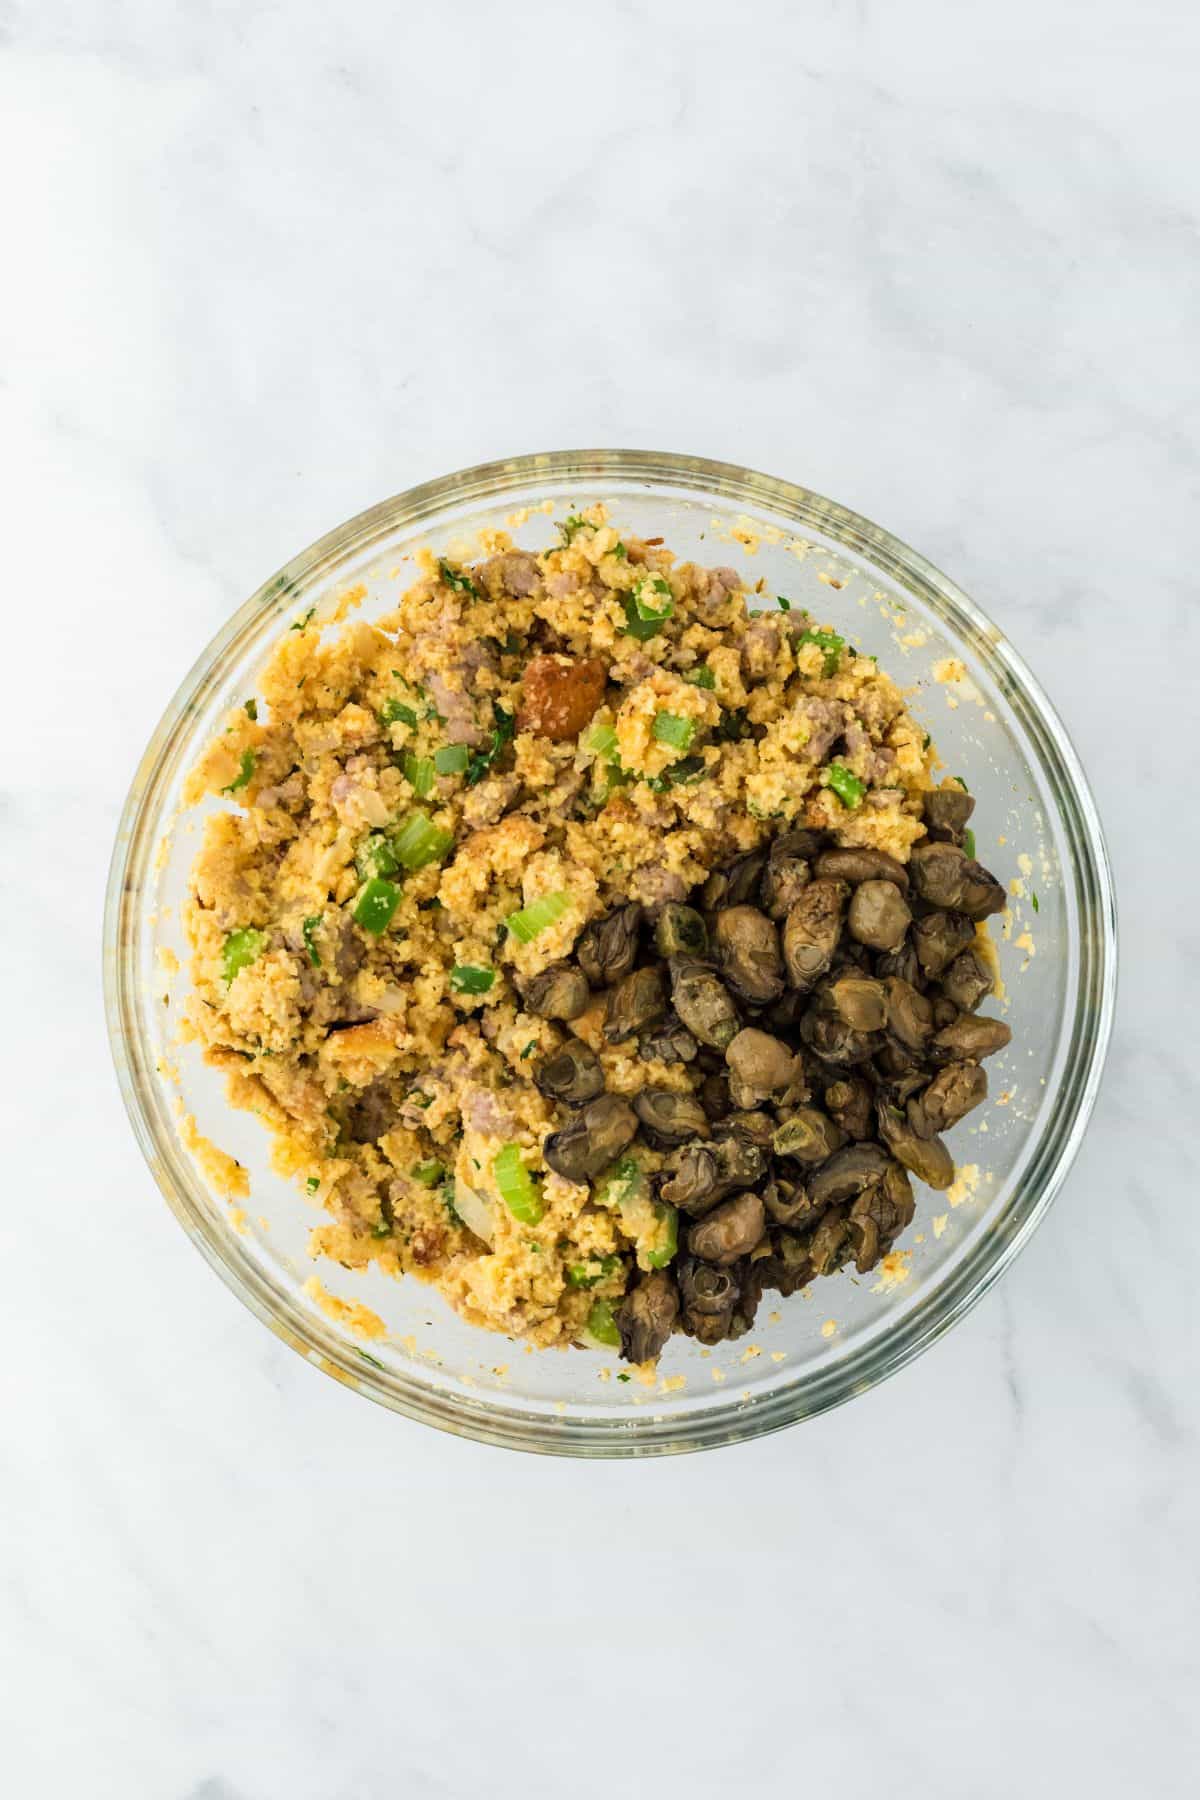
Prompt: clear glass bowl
<box><xmin>104</xmin><ymin>450</ymin><xmax>1116</xmax><ymax>1456</ymax></box>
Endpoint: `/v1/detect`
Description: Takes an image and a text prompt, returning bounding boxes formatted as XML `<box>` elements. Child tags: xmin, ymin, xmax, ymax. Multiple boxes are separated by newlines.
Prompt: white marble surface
<box><xmin>3</xmin><ymin>1</ymin><xmax>1197</xmax><ymax>1794</ymax></box>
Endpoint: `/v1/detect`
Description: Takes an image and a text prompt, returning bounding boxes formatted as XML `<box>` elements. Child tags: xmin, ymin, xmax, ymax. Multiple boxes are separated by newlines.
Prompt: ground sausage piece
<box><xmin>517</xmin><ymin>654</ymin><xmax>608</xmax><ymax>741</ymax></box>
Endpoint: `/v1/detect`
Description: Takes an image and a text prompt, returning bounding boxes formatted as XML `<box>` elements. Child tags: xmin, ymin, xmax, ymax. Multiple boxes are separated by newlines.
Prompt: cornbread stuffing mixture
<box><xmin>181</xmin><ymin>507</ymin><xmax>1011</xmax><ymax>1363</ymax></box>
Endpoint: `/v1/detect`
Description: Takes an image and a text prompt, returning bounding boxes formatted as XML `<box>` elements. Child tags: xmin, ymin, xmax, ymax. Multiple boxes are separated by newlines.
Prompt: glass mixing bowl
<box><xmin>104</xmin><ymin>450</ymin><xmax>1116</xmax><ymax>1455</ymax></box>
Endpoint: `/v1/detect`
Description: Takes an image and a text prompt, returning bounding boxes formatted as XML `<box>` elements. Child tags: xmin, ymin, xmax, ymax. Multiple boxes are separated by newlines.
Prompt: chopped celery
<box><xmin>644</xmin><ymin>1202</ymin><xmax>679</xmax><ymax>1269</ymax></box>
<box><xmin>434</xmin><ymin>743</ymin><xmax>470</xmax><ymax>775</ymax></box>
<box><xmin>827</xmin><ymin>762</ymin><xmax>866</xmax><ymax>808</ymax></box>
<box><xmin>402</xmin><ymin>754</ymin><xmax>435</xmax><ymax>798</ymax></box>
<box><xmin>506</xmin><ymin>893</ymin><xmax>569</xmax><ymax>943</ymax></box>
<box><xmin>353</xmin><ymin>877</ymin><xmax>401</xmax><ymax>934</ymax></box>
<box><xmin>492</xmin><ymin>1143</ymin><xmax>544</xmax><ymax>1225</ymax></box>
<box><xmin>221</xmin><ymin>926</ymin><xmax>266</xmax><ymax>984</ymax></box>
<box><xmin>583</xmin><ymin>1298</ymin><xmax>621</xmax><ymax>1349</ymax></box>
<box><xmin>355</xmin><ymin>833</ymin><xmax>400</xmax><ymax>882</ymax></box>
<box><xmin>652</xmin><ymin>712</ymin><xmax>696</xmax><ymax>751</ymax></box>
<box><xmin>392</xmin><ymin>811</ymin><xmax>454</xmax><ymax>870</ymax></box>
<box><xmin>567</xmin><ymin>1255</ymin><xmax>620</xmax><ymax>1289</ymax></box>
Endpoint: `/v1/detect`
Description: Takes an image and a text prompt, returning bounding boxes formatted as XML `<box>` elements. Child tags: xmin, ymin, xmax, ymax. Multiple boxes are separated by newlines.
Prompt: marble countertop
<box><xmin>4</xmin><ymin>2</ymin><xmax>1197</xmax><ymax>1795</ymax></box>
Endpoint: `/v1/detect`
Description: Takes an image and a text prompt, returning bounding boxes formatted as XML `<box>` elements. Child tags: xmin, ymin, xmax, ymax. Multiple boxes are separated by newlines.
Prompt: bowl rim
<box><xmin>104</xmin><ymin>448</ymin><xmax>1118</xmax><ymax>1456</ymax></box>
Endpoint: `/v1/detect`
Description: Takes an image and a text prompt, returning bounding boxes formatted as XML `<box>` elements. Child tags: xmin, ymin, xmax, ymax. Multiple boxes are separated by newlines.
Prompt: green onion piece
<box><xmin>797</xmin><ymin>627</ymin><xmax>845</xmax><ymax>676</ymax></box>
<box><xmin>243</xmin><ymin>698</ymin><xmax>258</xmax><ymax>720</ymax></box>
<box><xmin>290</xmin><ymin>608</ymin><xmax>316</xmax><ymax>631</ymax></box>
<box><xmin>520</xmin><ymin>1040</ymin><xmax>538</xmax><ymax>1059</ymax></box>
<box><xmin>402</xmin><ymin>754</ymin><xmax>435</xmax><ymax>798</ymax></box>
<box><xmin>392</xmin><ymin>811</ymin><xmax>454</xmax><ymax>870</ymax></box>
<box><xmin>222</xmin><ymin>750</ymin><xmax>256</xmax><ymax>794</ymax></box>
<box><xmin>412</xmin><ymin>1160</ymin><xmax>444</xmax><ymax>1187</ymax></box>
<box><xmin>301</xmin><ymin>914</ymin><xmax>323</xmax><ymax>968</ymax></box>
<box><xmin>381</xmin><ymin>698</ymin><xmax>419</xmax><ymax>728</ymax></box>
<box><xmin>450</xmin><ymin>964</ymin><xmax>495</xmax><ymax>995</ymax></box>
<box><xmin>567</xmin><ymin>1255</ymin><xmax>620</xmax><ymax>1288</ymax></box>
<box><xmin>305</xmin><ymin>1175</ymin><xmax>320</xmax><ymax>1194</ymax></box>
<box><xmin>434</xmin><ymin>743</ymin><xmax>470</xmax><ymax>775</ymax></box>
<box><xmin>963</xmin><ymin>827</ymin><xmax>977</xmax><ymax>859</ymax></box>
<box><xmin>558</xmin><ymin>513</ymin><xmax>591</xmax><ymax>544</ymax></box>
<box><xmin>685</xmin><ymin>665</ymin><xmax>716</xmax><ymax>690</ymax></box>
<box><xmin>827</xmin><ymin>762</ymin><xmax>866</xmax><ymax>809</ymax></box>
<box><xmin>644</xmin><ymin>1202</ymin><xmax>679</xmax><ymax>1269</ymax></box>
<box><xmin>652</xmin><ymin>712</ymin><xmax>696</xmax><ymax>751</ymax></box>
<box><xmin>583</xmin><ymin>722</ymin><xmax>619</xmax><ymax>761</ymax></box>
<box><xmin>221</xmin><ymin>926</ymin><xmax>266</xmax><ymax>985</ymax></box>
<box><xmin>610</xmin><ymin>541</ymin><xmax>628</xmax><ymax>560</ymax></box>
<box><xmin>506</xmin><ymin>892</ymin><xmax>570</xmax><ymax>943</ymax></box>
<box><xmin>583</xmin><ymin>1298</ymin><xmax>621</xmax><ymax>1349</ymax></box>
<box><xmin>777</xmin><ymin>595</ymin><xmax>792</xmax><ymax>612</ymax></box>
<box><xmin>1031</xmin><ymin>891</ymin><xmax>1040</xmax><ymax>913</ymax></box>
<box><xmin>922</xmin><ymin>733</ymin><xmax>932</xmax><ymax>751</ymax></box>
<box><xmin>438</xmin><ymin>558</ymin><xmax>478</xmax><ymax>597</ymax></box>
<box><xmin>353</xmin><ymin>877</ymin><xmax>401</xmax><ymax>935</ymax></box>
<box><xmin>355</xmin><ymin>833</ymin><xmax>400</xmax><ymax>882</ymax></box>
<box><xmin>492</xmin><ymin>1143</ymin><xmax>544</xmax><ymax>1225</ymax></box>
<box><xmin>955</xmin><ymin>775</ymin><xmax>970</xmax><ymax>792</ymax></box>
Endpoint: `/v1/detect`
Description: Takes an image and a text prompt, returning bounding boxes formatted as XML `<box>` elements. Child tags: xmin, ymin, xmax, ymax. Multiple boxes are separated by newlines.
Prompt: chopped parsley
<box><xmin>438</xmin><ymin>559</ymin><xmax>479</xmax><ymax>597</ymax></box>
<box><xmin>714</xmin><ymin>708</ymin><xmax>753</xmax><ymax>743</ymax></box>
<box><xmin>684</xmin><ymin>665</ymin><xmax>716</xmax><ymax>690</ymax></box>
<box><xmin>305</xmin><ymin>1176</ymin><xmax>320</xmax><ymax>1194</ymax></box>
<box><xmin>290</xmin><ymin>607</ymin><xmax>316</xmax><ymax>631</ymax></box>
<box><xmin>520</xmin><ymin>1041</ymin><xmax>538</xmax><ymax>1059</ymax></box>
<box><xmin>222</xmin><ymin>750</ymin><xmax>256</xmax><ymax>794</ymax></box>
<box><xmin>381</xmin><ymin>697</ymin><xmax>419</xmax><ymax>728</ymax></box>
<box><xmin>301</xmin><ymin>914</ymin><xmax>323</xmax><ymax>968</ymax></box>
<box><xmin>465</xmin><ymin>702</ymin><xmax>515</xmax><ymax>786</ymax></box>
<box><xmin>796</xmin><ymin>627</ymin><xmax>845</xmax><ymax>677</ymax></box>
<box><xmin>243</xmin><ymin>698</ymin><xmax>258</xmax><ymax>721</ymax></box>
<box><xmin>1031</xmin><ymin>891</ymin><xmax>1040</xmax><ymax>913</ymax></box>
<box><xmin>776</xmin><ymin>595</ymin><xmax>792</xmax><ymax>611</ymax></box>
<box><xmin>558</xmin><ymin>513</ymin><xmax>592</xmax><ymax>544</ymax></box>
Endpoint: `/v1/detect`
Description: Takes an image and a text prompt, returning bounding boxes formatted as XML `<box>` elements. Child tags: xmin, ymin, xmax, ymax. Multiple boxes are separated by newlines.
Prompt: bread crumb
<box><xmin>711</xmin><ymin>1367</ymin><xmax>727</xmax><ymax>1383</ymax></box>
<box><xmin>947</xmin><ymin>1163</ymin><xmax>981</xmax><ymax>1208</ymax></box>
<box><xmin>821</xmin><ymin>1319</ymin><xmax>837</xmax><ymax>1339</ymax></box>
<box><xmin>871</xmin><ymin>1250</ymin><xmax>912</xmax><ymax>1293</ymax></box>
<box><xmin>770</xmin><ymin>1350</ymin><xmax>786</xmax><ymax>1363</ymax></box>
<box><xmin>176</xmin><ymin>1109</ymin><xmax>249</xmax><ymax>1200</ymax></box>
<box><xmin>660</xmin><ymin>1374</ymin><xmax>686</xmax><ymax>1394</ymax></box>
<box><xmin>933</xmin><ymin>1213</ymin><xmax>949</xmax><ymax>1238</ymax></box>
<box><xmin>302</xmin><ymin>1276</ymin><xmax>387</xmax><ymax>1340</ymax></box>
